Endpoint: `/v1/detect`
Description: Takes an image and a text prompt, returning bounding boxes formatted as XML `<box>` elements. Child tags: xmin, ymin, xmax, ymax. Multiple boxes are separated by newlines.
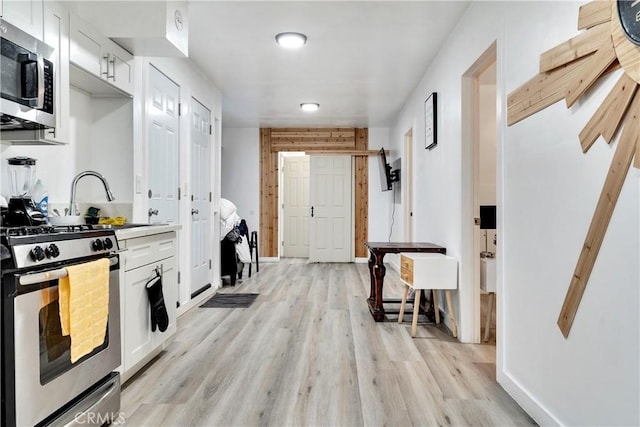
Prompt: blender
<box><xmin>5</xmin><ymin>157</ymin><xmax>46</xmax><ymax>226</ymax></box>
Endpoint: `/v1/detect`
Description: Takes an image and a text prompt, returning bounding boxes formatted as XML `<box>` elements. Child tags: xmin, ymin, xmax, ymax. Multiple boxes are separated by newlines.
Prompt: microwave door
<box><xmin>1</xmin><ymin>41</ymin><xmax>42</xmax><ymax>109</ymax></box>
<box><xmin>18</xmin><ymin>52</ymin><xmax>44</xmax><ymax>108</ymax></box>
<box><xmin>0</xmin><ymin>19</ymin><xmax>55</xmax><ymax>131</ymax></box>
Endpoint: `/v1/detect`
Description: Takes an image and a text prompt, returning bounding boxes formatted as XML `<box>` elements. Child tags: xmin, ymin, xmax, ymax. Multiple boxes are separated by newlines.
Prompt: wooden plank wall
<box><xmin>354</xmin><ymin>129</ymin><xmax>368</xmax><ymax>258</ymax></box>
<box><xmin>260</xmin><ymin>128</ymin><xmax>369</xmax><ymax>258</ymax></box>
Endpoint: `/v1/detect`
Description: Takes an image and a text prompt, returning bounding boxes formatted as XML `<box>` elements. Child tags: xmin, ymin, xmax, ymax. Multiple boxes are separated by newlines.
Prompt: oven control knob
<box><xmin>45</xmin><ymin>244</ymin><xmax>60</xmax><ymax>258</ymax></box>
<box><xmin>92</xmin><ymin>239</ymin><xmax>104</xmax><ymax>251</ymax></box>
<box><xmin>30</xmin><ymin>246</ymin><xmax>46</xmax><ymax>262</ymax></box>
<box><xmin>103</xmin><ymin>238</ymin><xmax>113</xmax><ymax>249</ymax></box>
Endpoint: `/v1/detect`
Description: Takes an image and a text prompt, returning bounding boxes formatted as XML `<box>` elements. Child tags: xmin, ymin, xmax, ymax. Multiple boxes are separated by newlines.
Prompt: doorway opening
<box><xmin>461</xmin><ymin>41</ymin><xmax>497</xmax><ymax>344</ymax></box>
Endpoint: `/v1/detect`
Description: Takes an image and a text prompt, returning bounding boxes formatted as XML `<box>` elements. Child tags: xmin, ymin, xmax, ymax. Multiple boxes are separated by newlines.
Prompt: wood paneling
<box><xmin>260</xmin><ymin>128</ymin><xmax>280</xmax><ymax>258</ymax></box>
<box><xmin>579</xmin><ymin>73</ymin><xmax>638</xmax><ymax>152</ymax></box>
<box><xmin>354</xmin><ymin>129</ymin><xmax>369</xmax><ymax>258</ymax></box>
<box><xmin>260</xmin><ymin>128</ymin><xmax>369</xmax><ymax>259</ymax></box>
<box><xmin>539</xmin><ymin>22</ymin><xmax>609</xmax><ymax>73</ymax></box>
<box><xmin>507</xmin><ymin>56</ymin><xmax>589</xmax><ymax>126</ymax></box>
<box><xmin>577</xmin><ymin>0</ymin><xmax>611</xmax><ymax>30</ymax></box>
<box><xmin>558</xmin><ymin>91</ymin><xmax>639</xmax><ymax>337</ymax></box>
<box><xmin>564</xmin><ymin>36</ymin><xmax>617</xmax><ymax>107</ymax></box>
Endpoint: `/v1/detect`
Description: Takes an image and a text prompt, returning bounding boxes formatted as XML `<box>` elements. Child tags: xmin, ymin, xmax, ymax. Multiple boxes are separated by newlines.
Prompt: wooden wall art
<box><xmin>507</xmin><ymin>0</ymin><xmax>640</xmax><ymax>338</ymax></box>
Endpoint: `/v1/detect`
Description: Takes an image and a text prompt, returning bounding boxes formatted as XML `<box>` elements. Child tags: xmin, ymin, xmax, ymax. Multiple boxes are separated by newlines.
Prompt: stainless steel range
<box><xmin>1</xmin><ymin>225</ymin><xmax>121</xmax><ymax>427</ymax></box>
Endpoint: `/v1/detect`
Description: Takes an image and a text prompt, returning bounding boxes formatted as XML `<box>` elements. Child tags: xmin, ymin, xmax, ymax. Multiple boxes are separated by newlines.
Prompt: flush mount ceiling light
<box><xmin>275</xmin><ymin>32</ymin><xmax>307</xmax><ymax>48</ymax></box>
<box><xmin>300</xmin><ymin>103</ymin><xmax>319</xmax><ymax>112</ymax></box>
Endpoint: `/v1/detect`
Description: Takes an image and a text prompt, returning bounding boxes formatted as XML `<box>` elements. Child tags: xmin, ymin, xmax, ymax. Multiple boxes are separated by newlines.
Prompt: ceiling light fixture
<box><xmin>300</xmin><ymin>103</ymin><xmax>319</xmax><ymax>112</ymax></box>
<box><xmin>275</xmin><ymin>32</ymin><xmax>307</xmax><ymax>48</ymax></box>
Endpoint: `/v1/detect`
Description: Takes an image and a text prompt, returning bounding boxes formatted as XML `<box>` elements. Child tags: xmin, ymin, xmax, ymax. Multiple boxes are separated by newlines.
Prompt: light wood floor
<box><xmin>120</xmin><ymin>260</ymin><xmax>535</xmax><ymax>426</ymax></box>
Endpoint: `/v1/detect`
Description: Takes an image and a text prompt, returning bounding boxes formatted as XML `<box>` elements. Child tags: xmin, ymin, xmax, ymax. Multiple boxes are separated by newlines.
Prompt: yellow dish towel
<box><xmin>59</xmin><ymin>258</ymin><xmax>110</xmax><ymax>363</ymax></box>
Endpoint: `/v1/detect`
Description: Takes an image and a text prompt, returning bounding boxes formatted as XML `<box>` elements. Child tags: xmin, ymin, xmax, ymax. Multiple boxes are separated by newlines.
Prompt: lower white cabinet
<box><xmin>118</xmin><ymin>230</ymin><xmax>177</xmax><ymax>382</ymax></box>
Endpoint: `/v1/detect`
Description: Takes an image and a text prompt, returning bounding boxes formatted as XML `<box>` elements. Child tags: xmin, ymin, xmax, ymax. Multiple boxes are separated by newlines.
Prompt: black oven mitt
<box><xmin>145</xmin><ymin>269</ymin><xmax>169</xmax><ymax>332</ymax></box>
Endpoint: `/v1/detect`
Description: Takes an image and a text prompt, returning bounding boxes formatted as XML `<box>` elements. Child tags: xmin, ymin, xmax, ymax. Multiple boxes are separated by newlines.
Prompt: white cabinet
<box><xmin>5</xmin><ymin>1</ymin><xmax>70</xmax><ymax>145</ymax></box>
<box><xmin>118</xmin><ymin>230</ymin><xmax>177</xmax><ymax>383</ymax></box>
<box><xmin>69</xmin><ymin>12</ymin><xmax>134</xmax><ymax>96</ymax></box>
<box><xmin>1</xmin><ymin>0</ymin><xmax>43</xmax><ymax>40</ymax></box>
<box><xmin>399</xmin><ymin>253</ymin><xmax>459</xmax><ymax>338</ymax></box>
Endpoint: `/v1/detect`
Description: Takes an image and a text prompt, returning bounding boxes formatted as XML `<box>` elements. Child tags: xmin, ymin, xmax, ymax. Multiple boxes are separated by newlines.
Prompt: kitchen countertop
<box><xmin>114</xmin><ymin>223</ymin><xmax>181</xmax><ymax>240</ymax></box>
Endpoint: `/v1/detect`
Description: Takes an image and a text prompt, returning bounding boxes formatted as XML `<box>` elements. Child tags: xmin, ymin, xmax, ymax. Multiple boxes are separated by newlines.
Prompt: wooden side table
<box><xmin>398</xmin><ymin>253</ymin><xmax>458</xmax><ymax>338</ymax></box>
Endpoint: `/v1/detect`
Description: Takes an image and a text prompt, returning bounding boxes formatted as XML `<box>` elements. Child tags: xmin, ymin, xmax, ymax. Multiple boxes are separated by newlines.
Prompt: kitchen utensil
<box><xmin>49</xmin><ymin>215</ymin><xmax>83</xmax><ymax>226</ymax></box>
<box><xmin>7</xmin><ymin>157</ymin><xmax>36</xmax><ymax>197</ymax></box>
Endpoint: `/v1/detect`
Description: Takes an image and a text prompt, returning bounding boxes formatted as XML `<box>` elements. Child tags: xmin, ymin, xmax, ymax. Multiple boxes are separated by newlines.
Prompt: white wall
<box><xmin>367</xmin><ymin>128</ymin><xmax>392</xmax><ymax>243</ymax></box>
<box><xmin>221</xmin><ymin>128</ymin><xmax>260</xmax><ymax>234</ymax></box>
<box><xmin>388</xmin><ymin>1</ymin><xmax>639</xmax><ymax>425</ymax></box>
<box><xmin>1</xmin><ymin>88</ymin><xmax>133</xmax><ymax>218</ymax></box>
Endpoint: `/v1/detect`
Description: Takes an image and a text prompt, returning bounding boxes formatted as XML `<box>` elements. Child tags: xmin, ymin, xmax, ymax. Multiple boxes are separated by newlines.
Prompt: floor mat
<box><xmin>200</xmin><ymin>293</ymin><xmax>259</xmax><ymax>308</ymax></box>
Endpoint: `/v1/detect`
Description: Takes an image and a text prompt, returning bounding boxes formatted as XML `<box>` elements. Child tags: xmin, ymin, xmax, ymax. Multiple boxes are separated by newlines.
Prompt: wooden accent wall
<box><xmin>259</xmin><ymin>128</ymin><xmax>369</xmax><ymax>258</ymax></box>
<box><xmin>354</xmin><ymin>129</ymin><xmax>368</xmax><ymax>258</ymax></box>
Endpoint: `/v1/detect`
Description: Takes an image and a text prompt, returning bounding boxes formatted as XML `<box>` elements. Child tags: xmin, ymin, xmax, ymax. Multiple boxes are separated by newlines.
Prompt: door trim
<box><xmin>461</xmin><ymin>41</ymin><xmax>497</xmax><ymax>343</ymax></box>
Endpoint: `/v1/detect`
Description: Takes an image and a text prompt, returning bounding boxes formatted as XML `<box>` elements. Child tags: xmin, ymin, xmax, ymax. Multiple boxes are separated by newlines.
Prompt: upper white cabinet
<box><xmin>69</xmin><ymin>12</ymin><xmax>134</xmax><ymax>97</ymax></box>
<box><xmin>1</xmin><ymin>0</ymin><xmax>43</xmax><ymax>40</ymax></box>
<box><xmin>63</xmin><ymin>1</ymin><xmax>188</xmax><ymax>58</ymax></box>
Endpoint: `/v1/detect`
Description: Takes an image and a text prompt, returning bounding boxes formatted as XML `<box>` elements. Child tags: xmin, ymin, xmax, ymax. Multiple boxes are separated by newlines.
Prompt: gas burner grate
<box><xmin>51</xmin><ymin>224</ymin><xmax>95</xmax><ymax>233</ymax></box>
<box><xmin>1</xmin><ymin>225</ymin><xmax>57</xmax><ymax>237</ymax></box>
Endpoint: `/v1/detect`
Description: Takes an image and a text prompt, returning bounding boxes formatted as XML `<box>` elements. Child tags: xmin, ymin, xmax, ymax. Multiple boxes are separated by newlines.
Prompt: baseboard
<box><xmin>355</xmin><ymin>257</ymin><xmax>369</xmax><ymax>264</ymax></box>
<box><xmin>498</xmin><ymin>369</ymin><xmax>561</xmax><ymax>426</ymax></box>
<box><xmin>177</xmin><ymin>282</ymin><xmax>219</xmax><ymax>317</ymax></box>
<box><xmin>259</xmin><ymin>257</ymin><xmax>279</xmax><ymax>263</ymax></box>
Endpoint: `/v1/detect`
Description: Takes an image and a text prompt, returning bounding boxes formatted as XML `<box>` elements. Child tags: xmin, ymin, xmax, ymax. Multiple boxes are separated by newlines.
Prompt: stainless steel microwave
<box><xmin>0</xmin><ymin>19</ymin><xmax>55</xmax><ymax>131</ymax></box>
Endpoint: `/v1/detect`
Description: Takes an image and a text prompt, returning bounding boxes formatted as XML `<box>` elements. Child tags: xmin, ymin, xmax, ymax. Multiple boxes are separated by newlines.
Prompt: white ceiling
<box><xmin>187</xmin><ymin>1</ymin><xmax>470</xmax><ymax>128</ymax></box>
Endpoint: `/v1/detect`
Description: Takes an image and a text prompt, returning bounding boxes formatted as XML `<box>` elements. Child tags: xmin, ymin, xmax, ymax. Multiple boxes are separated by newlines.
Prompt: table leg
<box><xmin>411</xmin><ymin>289</ymin><xmax>422</xmax><ymax>337</ymax></box>
<box><xmin>367</xmin><ymin>251</ymin><xmax>376</xmax><ymax>302</ymax></box>
<box><xmin>483</xmin><ymin>292</ymin><xmax>494</xmax><ymax>342</ymax></box>
<box><xmin>433</xmin><ymin>290</ymin><xmax>440</xmax><ymax>324</ymax></box>
<box><xmin>366</xmin><ymin>252</ymin><xmax>386</xmax><ymax>322</ymax></box>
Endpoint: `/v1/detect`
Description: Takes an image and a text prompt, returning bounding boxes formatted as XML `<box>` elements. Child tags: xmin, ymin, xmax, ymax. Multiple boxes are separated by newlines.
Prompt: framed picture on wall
<box><xmin>425</xmin><ymin>92</ymin><xmax>437</xmax><ymax>150</ymax></box>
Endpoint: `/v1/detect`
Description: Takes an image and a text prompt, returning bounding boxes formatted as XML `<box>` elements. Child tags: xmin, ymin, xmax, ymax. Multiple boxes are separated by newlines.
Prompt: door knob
<box><xmin>148</xmin><ymin>208</ymin><xmax>159</xmax><ymax>217</ymax></box>
<box><xmin>191</xmin><ymin>209</ymin><xmax>199</xmax><ymax>215</ymax></box>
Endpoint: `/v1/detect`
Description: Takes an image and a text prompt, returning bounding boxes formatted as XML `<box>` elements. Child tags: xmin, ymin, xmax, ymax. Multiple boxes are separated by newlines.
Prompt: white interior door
<box><xmin>147</xmin><ymin>65</ymin><xmax>179</xmax><ymax>224</ymax></box>
<box><xmin>190</xmin><ymin>98</ymin><xmax>212</xmax><ymax>296</ymax></box>
<box><xmin>283</xmin><ymin>155</ymin><xmax>310</xmax><ymax>258</ymax></box>
<box><xmin>309</xmin><ymin>155</ymin><xmax>352</xmax><ymax>262</ymax></box>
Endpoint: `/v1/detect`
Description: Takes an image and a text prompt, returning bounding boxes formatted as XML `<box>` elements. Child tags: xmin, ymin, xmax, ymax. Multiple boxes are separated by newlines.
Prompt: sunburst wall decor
<box><xmin>507</xmin><ymin>0</ymin><xmax>640</xmax><ymax>338</ymax></box>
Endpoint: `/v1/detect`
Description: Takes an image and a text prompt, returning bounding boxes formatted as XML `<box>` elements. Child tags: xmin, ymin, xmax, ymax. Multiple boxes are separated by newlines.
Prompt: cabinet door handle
<box><xmin>102</xmin><ymin>54</ymin><xmax>110</xmax><ymax>78</ymax></box>
<box><xmin>311</xmin><ymin>206</ymin><xmax>314</xmax><ymax>218</ymax></box>
<box><xmin>109</xmin><ymin>55</ymin><xmax>116</xmax><ymax>81</ymax></box>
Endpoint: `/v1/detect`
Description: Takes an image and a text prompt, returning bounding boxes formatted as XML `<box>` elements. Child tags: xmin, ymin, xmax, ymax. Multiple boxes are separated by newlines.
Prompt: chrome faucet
<box><xmin>68</xmin><ymin>171</ymin><xmax>115</xmax><ymax>215</ymax></box>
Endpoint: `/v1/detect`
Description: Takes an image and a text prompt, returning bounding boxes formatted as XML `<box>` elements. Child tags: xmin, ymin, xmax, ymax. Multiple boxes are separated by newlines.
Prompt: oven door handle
<box><xmin>18</xmin><ymin>257</ymin><xmax>119</xmax><ymax>286</ymax></box>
